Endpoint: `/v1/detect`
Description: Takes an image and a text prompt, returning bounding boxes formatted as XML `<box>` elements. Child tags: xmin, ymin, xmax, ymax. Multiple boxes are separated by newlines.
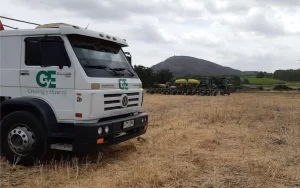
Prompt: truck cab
<box><xmin>0</xmin><ymin>23</ymin><xmax>148</xmax><ymax>165</ymax></box>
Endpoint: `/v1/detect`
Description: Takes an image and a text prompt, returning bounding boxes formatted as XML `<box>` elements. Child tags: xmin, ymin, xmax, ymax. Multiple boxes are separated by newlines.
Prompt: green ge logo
<box><xmin>119</xmin><ymin>79</ymin><xmax>128</xmax><ymax>90</ymax></box>
<box><xmin>36</xmin><ymin>71</ymin><xmax>56</xmax><ymax>88</ymax></box>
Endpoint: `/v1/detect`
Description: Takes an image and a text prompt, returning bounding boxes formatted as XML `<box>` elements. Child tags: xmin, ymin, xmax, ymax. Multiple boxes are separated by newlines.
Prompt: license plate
<box><xmin>123</xmin><ymin>120</ymin><xmax>135</xmax><ymax>129</ymax></box>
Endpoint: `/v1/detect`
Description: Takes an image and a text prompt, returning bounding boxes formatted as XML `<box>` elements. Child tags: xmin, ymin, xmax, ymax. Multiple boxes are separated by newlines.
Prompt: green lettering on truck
<box><xmin>36</xmin><ymin>70</ymin><xmax>56</xmax><ymax>88</ymax></box>
<box><xmin>119</xmin><ymin>79</ymin><xmax>128</xmax><ymax>90</ymax></box>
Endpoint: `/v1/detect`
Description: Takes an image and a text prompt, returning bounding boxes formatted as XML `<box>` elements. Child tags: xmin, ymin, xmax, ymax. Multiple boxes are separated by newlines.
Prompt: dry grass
<box><xmin>1</xmin><ymin>93</ymin><xmax>300</xmax><ymax>188</ymax></box>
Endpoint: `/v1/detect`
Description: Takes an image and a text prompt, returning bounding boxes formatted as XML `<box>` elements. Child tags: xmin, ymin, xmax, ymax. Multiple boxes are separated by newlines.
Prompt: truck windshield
<box><xmin>67</xmin><ymin>34</ymin><xmax>137</xmax><ymax>78</ymax></box>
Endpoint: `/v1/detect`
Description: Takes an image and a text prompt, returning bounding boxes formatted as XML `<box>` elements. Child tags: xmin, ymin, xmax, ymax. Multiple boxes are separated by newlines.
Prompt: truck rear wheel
<box><xmin>0</xmin><ymin>111</ymin><xmax>49</xmax><ymax>166</ymax></box>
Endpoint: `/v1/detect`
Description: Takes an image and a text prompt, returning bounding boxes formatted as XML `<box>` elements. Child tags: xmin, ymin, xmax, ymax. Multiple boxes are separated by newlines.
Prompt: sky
<box><xmin>1</xmin><ymin>0</ymin><xmax>300</xmax><ymax>72</ymax></box>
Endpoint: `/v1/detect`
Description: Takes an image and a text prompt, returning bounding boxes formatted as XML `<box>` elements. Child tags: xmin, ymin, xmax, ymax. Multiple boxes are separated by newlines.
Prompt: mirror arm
<box><xmin>124</xmin><ymin>52</ymin><xmax>132</xmax><ymax>64</ymax></box>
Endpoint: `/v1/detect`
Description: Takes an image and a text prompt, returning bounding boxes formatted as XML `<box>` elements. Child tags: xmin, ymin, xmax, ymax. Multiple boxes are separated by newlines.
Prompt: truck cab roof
<box><xmin>0</xmin><ymin>22</ymin><xmax>129</xmax><ymax>47</ymax></box>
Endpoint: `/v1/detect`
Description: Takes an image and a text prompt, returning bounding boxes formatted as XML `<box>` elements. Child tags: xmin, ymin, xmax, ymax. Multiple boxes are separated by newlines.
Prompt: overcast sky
<box><xmin>1</xmin><ymin>0</ymin><xmax>300</xmax><ymax>72</ymax></box>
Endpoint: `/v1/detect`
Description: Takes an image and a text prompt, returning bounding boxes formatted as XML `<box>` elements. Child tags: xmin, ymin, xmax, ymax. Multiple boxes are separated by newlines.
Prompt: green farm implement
<box><xmin>147</xmin><ymin>77</ymin><xmax>232</xmax><ymax>96</ymax></box>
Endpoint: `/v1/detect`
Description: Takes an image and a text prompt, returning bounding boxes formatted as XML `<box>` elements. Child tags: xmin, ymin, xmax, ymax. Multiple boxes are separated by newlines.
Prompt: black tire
<box><xmin>0</xmin><ymin>111</ymin><xmax>50</xmax><ymax>166</ymax></box>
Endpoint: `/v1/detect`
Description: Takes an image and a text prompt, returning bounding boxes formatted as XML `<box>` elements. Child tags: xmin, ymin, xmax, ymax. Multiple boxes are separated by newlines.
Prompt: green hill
<box><xmin>151</xmin><ymin>56</ymin><xmax>254</xmax><ymax>77</ymax></box>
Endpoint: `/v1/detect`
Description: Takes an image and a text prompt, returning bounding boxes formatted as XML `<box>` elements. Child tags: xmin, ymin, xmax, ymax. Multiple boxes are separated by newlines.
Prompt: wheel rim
<box><xmin>7</xmin><ymin>124</ymin><xmax>36</xmax><ymax>156</ymax></box>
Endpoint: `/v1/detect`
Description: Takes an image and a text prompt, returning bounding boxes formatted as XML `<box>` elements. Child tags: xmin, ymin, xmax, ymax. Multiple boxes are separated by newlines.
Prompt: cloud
<box><xmin>221</xmin><ymin>8</ymin><xmax>286</xmax><ymax>36</ymax></box>
<box><xmin>230</xmin><ymin>52</ymin><xmax>294</xmax><ymax>72</ymax></box>
<box><xmin>204</xmin><ymin>0</ymin><xmax>251</xmax><ymax>14</ymax></box>
<box><xmin>130</xmin><ymin>20</ymin><xmax>179</xmax><ymax>44</ymax></box>
<box><xmin>183</xmin><ymin>30</ymin><xmax>223</xmax><ymax>47</ymax></box>
<box><xmin>256</xmin><ymin>0</ymin><xmax>300</xmax><ymax>7</ymax></box>
<box><xmin>10</xmin><ymin>0</ymin><xmax>205</xmax><ymax>21</ymax></box>
<box><xmin>239</xmin><ymin>10</ymin><xmax>285</xmax><ymax>36</ymax></box>
<box><xmin>1</xmin><ymin>0</ymin><xmax>300</xmax><ymax>71</ymax></box>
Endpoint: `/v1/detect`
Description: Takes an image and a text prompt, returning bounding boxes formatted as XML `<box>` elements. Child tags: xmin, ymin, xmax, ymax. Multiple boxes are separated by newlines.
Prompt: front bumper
<box><xmin>72</xmin><ymin>112</ymin><xmax>148</xmax><ymax>153</ymax></box>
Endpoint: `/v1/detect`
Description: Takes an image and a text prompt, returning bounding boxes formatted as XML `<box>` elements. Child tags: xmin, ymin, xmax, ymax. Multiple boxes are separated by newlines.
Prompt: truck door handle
<box><xmin>20</xmin><ymin>70</ymin><xmax>30</xmax><ymax>76</ymax></box>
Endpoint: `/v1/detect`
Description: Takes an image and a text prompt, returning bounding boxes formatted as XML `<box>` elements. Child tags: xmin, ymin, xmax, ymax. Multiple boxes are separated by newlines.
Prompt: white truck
<box><xmin>0</xmin><ymin>22</ymin><xmax>148</xmax><ymax>165</ymax></box>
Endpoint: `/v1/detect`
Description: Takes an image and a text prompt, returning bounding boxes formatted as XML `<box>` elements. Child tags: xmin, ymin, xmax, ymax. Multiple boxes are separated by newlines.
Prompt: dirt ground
<box><xmin>1</xmin><ymin>93</ymin><xmax>300</xmax><ymax>188</ymax></box>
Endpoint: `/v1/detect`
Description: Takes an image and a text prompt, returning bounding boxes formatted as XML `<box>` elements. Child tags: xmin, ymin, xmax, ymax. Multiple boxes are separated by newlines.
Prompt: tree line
<box><xmin>133</xmin><ymin>65</ymin><xmax>242</xmax><ymax>88</ymax></box>
<box><xmin>255</xmin><ymin>69</ymin><xmax>300</xmax><ymax>81</ymax></box>
<box><xmin>133</xmin><ymin>65</ymin><xmax>174</xmax><ymax>88</ymax></box>
<box><xmin>273</xmin><ymin>69</ymin><xmax>300</xmax><ymax>81</ymax></box>
<box><xmin>134</xmin><ymin>65</ymin><xmax>300</xmax><ymax>88</ymax></box>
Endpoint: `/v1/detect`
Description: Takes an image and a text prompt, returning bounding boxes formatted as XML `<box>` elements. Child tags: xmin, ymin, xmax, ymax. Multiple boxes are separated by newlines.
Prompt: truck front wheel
<box><xmin>0</xmin><ymin>111</ymin><xmax>49</xmax><ymax>166</ymax></box>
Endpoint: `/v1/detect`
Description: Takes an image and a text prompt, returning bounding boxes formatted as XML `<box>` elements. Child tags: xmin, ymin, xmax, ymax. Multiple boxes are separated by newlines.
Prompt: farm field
<box><xmin>242</xmin><ymin>76</ymin><xmax>286</xmax><ymax>85</ymax></box>
<box><xmin>286</xmin><ymin>83</ymin><xmax>300</xmax><ymax>89</ymax></box>
<box><xmin>1</xmin><ymin>93</ymin><xmax>300</xmax><ymax>188</ymax></box>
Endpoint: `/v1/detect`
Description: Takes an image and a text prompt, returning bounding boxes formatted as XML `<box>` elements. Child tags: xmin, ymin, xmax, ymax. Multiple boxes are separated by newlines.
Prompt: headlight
<box><xmin>98</xmin><ymin>127</ymin><xmax>103</xmax><ymax>135</ymax></box>
<box><xmin>142</xmin><ymin>117</ymin><xmax>147</xmax><ymax>123</ymax></box>
<box><xmin>104</xmin><ymin>126</ymin><xmax>109</xmax><ymax>133</ymax></box>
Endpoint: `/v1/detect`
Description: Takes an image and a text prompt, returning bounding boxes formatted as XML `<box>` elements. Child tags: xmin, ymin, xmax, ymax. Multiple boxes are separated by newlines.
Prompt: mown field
<box><xmin>242</xmin><ymin>76</ymin><xmax>286</xmax><ymax>85</ymax></box>
<box><xmin>286</xmin><ymin>83</ymin><xmax>300</xmax><ymax>89</ymax></box>
<box><xmin>1</xmin><ymin>93</ymin><xmax>300</xmax><ymax>188</ymax></box>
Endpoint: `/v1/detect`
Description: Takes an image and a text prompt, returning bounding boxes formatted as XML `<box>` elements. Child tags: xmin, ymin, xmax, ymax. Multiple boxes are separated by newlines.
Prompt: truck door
<box><xmin>20</xmin><ymin>35</ymin><xmax>75</xmax><ymax>121</ymax></box>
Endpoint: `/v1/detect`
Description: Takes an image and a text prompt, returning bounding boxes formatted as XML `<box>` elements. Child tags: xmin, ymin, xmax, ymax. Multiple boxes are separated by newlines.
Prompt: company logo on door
<box><xmin>36</xmin><ymin>71</ymin><xmax>56</xmax><ymax>88</ymax></box>
<box><xmin>119</xmin><ymin>79</ymin><xmax>128</xmax><ymax>90</ymax></box>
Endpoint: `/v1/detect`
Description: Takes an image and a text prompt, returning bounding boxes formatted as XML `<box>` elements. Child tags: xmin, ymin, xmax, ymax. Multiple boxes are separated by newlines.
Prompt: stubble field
<box><xmin>1</xmin><ymin>92</ymin><xmax>300</xmax><ymax>188</ymax></box>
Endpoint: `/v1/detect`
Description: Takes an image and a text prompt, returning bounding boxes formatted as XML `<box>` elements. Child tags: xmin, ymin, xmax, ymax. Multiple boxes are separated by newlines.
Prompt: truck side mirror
<box><xmin>124</xmin><ymin>52</ymin><xmax>132</xmax><ymax>65</ymax></box>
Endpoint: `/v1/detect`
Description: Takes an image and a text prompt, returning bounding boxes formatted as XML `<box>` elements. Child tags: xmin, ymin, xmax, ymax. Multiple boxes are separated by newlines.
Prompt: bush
<box><xmin>273</xmin><ymin>85</ymin><xmax>292</xmax><ymax>91</ymax></box>
<box><xmin>243</xmin><ymin>79</ymin><xmax>250</xmax><ymax>84</ymax></box>
<box><xmin>258</xmin><ymin>86</ymin><xmax>264</xmax><ymax>91</ymax></box>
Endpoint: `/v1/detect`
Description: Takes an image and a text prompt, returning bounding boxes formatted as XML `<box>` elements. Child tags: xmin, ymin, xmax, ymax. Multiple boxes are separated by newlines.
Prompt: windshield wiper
<box><xmin>83</xmin><ymin>65</ymin><xmax>122</xmax><ymax>76</ymax></box>
<box><xmin>113</xmin><ymin>68</ymin><xmax>135</xmax><ymax>77</ymax></box>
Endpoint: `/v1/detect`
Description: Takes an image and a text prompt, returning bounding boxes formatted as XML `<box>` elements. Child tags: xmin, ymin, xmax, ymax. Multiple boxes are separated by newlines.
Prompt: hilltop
<box><xmin>151</xmin><ymin>56</ymin><xmax>255</xmax><ymax>77</ymax></box>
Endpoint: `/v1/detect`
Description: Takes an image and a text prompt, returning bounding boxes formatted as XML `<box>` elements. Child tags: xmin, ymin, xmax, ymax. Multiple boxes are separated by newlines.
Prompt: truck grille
<box><xmin>104</xmin><ymin>92</ymin><xmax>140</xmax><ymax>111</ymax></box>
